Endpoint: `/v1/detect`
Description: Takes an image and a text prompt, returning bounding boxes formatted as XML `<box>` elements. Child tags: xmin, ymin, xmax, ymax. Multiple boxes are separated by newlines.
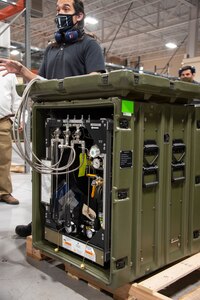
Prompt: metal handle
<box><xmin>144</xmin><ymin>140</ymin><xmax>159</xmax><ymax>165</ymax></box>
<box><xmin>171</xmin><ymin>162</ymin><xmax>185</xmax><ymax>182</ymax></box>
<box><xmin>172</xmin><ymin>140</ymin><xmax>186</xmax><ymax>154</ymax></box>
<box><xmin>144</xmin><ymin>144</ymin><xmax>159</xmax><ymax>156</ymax></box>
<box><xmin>143</xmin><ymin>165</ymin><xmax>159</xmax><ymax>188</ymax></box>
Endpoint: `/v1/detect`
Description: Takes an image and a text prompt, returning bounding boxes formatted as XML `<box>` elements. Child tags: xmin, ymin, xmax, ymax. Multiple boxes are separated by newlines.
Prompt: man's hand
<box><xmin>0</xmin><ymin>58</ymin><xmax>23</xmax><ymax>75</ymax></box>
<box><xmin>0</xmin><ymin>58</ymin><xmax>37</xmax><ymax>82</ymax></box>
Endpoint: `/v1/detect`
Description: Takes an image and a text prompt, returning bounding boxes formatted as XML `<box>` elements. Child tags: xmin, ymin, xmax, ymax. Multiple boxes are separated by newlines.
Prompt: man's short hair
<box><xmin>178</xmin><ymin>65</ymin><xmax>196</xmax><ymax>76</ymax></box>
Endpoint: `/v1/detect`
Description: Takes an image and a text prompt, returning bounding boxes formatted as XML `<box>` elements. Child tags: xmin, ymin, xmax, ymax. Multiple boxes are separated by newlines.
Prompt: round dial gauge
<box><xmin>89</xmin><ymin>145</ymin><xmax>100</xmax><ymax>158</ymax></box>
<box><xmin>92</xmin><ymin>158</ymin><xmax>101</xmax><ymax>169</ymax></box>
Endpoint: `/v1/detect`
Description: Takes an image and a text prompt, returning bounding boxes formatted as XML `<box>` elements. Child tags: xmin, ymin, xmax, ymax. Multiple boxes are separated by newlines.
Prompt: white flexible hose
<box><xmin>12</xmin><ymin>78</ymin><xmax>85</xmax><ymax>175</ymax></box>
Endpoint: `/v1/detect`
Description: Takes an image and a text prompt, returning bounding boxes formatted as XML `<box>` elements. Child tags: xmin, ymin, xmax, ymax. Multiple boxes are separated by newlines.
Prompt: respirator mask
<box><xmin>54</xmin><ymin>13</ymin><xmax>84</xmax><ymax>44</ymax></box>
<box><xmin>55</xmin><ymin>13</ymin><xmax>76</xmax><ymax>32</ymax></box>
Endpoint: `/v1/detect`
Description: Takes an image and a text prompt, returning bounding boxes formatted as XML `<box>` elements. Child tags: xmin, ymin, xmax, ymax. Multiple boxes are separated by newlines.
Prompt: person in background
<box><xmin>178</xmin><ymin>65</ymin><xmax>199</xmax><ymax>84</ymax></box>
<box><xmin>0</xmin><ymin>71</ymin><xmax>22</xmax><ymax>205</ymax></box>
<box><xmin>0</xmin><ymin>0</ymin><xmax>105</xmax><ymax>236</ymax></box>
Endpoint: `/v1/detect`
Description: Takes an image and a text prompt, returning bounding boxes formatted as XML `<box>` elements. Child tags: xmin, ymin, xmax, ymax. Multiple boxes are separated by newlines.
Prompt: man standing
<box><xmin>0</xmin><ymin>0</ymin><xmax>105</xmax><ymax>235</ymax></box>
<box><xmin>0</xmin><ymin>72</ymin><xmax>21</xmax><ymax>205</ymax></box>
<box><xmin>0</xmin><ymin>0</ymin><xmax>105</xmax><ymax>81</ymax></box>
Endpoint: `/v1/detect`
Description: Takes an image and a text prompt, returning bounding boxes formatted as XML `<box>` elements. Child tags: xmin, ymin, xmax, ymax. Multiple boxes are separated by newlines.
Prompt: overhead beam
<box><xmin>178</xmin><ymin>0</ymin><xmax>196</xmax><ymax>8</ymax></box>
<box><xmin>96</xmin><ymin>18</ymin><xmax>191</xmax><ymax>45</ymax></box>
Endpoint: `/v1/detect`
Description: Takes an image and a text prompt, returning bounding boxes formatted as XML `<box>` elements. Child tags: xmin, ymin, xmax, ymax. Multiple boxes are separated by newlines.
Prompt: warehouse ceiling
<box><xmin>0</xmin><ymin>0</ymin><xmax>199</xmax><ymax>69</ymax></box>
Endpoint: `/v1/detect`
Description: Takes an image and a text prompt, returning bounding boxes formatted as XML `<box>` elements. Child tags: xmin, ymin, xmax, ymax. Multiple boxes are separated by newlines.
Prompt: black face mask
<box><xmin>55</xmin><ymin>13</ymin><xmax>76</xmax><ymax>31</ymax></box>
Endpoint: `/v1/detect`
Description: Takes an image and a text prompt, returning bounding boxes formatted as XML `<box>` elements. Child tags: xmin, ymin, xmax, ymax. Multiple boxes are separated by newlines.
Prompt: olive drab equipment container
<box><xmin>23</xmin><ymin>70</ymin><xmax>200</xmax><ymax>289</ymax></box>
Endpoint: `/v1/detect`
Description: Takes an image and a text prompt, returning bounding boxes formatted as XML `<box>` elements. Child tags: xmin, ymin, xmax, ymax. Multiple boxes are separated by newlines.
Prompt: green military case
<box><xmin>29</xmin><ymin>71</ymin><xmax>200</xmax><ymax>289</ymax></box>
<box><xmin>189</xmin><ymin>106</ymin><xmax>200</xmax><ymax>254</ymax></box>
<box><xmin>17</xmin><ymin>70</ymin><xmax>200</xmax><ymax>104</ymax></box>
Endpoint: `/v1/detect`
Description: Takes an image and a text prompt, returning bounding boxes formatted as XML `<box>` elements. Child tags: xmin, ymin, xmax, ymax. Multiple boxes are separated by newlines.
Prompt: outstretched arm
<box><xmin>0</xmin><ymin>58</ymin><xmax>37</xmax><ymax>82</ymax></box>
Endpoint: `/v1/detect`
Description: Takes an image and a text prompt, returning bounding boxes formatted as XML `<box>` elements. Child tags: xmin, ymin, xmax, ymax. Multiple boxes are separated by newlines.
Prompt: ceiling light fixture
<box><xmin>10</xmin><ymin>49</ymin><xmax>20</xmax><ymax>55</ymax></box>
<box><xmin>165</xmin><ymin>42</ymin><xmax>177</xmax><ymax>49</ymax></box>
<box><xmin>85</xmin><ymin>16</ymin><xmax>98</xmax><ymax>25</ymax></box>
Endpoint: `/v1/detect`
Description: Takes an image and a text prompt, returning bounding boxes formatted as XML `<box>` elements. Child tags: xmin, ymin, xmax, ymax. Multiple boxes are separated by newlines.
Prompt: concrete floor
<box><xmin>0</xmin><ymin>146</ymin><xmax>112</xmax><ymax>300</ymax></box>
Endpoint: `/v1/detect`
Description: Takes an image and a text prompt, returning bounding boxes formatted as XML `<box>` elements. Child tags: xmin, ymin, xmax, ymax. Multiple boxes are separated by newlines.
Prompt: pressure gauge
<box><xmin>92</xmin><ymin>158</ymin><xmax>101</xmax><ymax>169</ymax></box>
<box><xmin>86</xmin><ymin>228</ymin><xmax>95</xmax><ymax>239</ymax></box>
<box><xmin>65</xmin><ymin>225</ymin><xmax>72</xmax><ymax>234</ymax></box>
<box><xmin>89</xmin><ymin>145</ymin><xmax>100</xmax><ymax>158</ymax></box>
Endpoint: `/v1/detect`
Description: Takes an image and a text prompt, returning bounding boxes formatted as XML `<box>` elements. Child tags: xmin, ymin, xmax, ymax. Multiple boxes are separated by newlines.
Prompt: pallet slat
<box><xmin>10</xmin><ymin>164</ymin><xmax>24</xmax><ymax>173</ymax></box>
<box><xmin>26</xmin><ymin>235</ymin><xmax>45</xmax><ymax>260</ymax></box>
<box><xmin>129</xmin><ymin>253</ymin><xmax>200</xmax><ymax>300</ymax></box>
<box><xmin>137</xmin><ymin>253</ymin><xmax>200</xmax><ymax>292</ymax></box>
<box><xmin>129</xmin><ymin>284</ymin><xmax>171</xmax><ymax>300</ymax></box>
<box><xmin>180</xmin><ymin>286</ymin><xmax>200</xmax><ymax>300</ymax></box>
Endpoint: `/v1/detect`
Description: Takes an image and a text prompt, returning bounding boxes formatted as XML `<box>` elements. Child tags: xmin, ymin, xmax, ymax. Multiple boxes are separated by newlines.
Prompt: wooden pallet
<box><xmin>26</xmin><ymin>236</ymin><xmax>45</xmax><ymax>260</ymax></box>
<box><xmin>10</xmin><ymin>164</ymin><xmax>24</xmax><ymax>173</ymax></box>
<box><xmin>129</xmin><ymin>253</ymin><xmax>200</xmax><ymax>300</ymax></box>
<box><xmin>26</xmin><ymin>236</ymin><xmax>200</xmax><ymax>300</ymax></box>
<box><xmin>26</xmin><ymin>235</ymin><xmax>131</xmax><ymax>300</ymax></box>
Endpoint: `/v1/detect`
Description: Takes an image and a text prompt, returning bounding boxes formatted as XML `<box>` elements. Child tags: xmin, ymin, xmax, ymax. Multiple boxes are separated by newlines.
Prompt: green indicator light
<box><xmin>122</xmin><ymin>99</ymin><xmax>134</xmax><ymax>114</ymax></box>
